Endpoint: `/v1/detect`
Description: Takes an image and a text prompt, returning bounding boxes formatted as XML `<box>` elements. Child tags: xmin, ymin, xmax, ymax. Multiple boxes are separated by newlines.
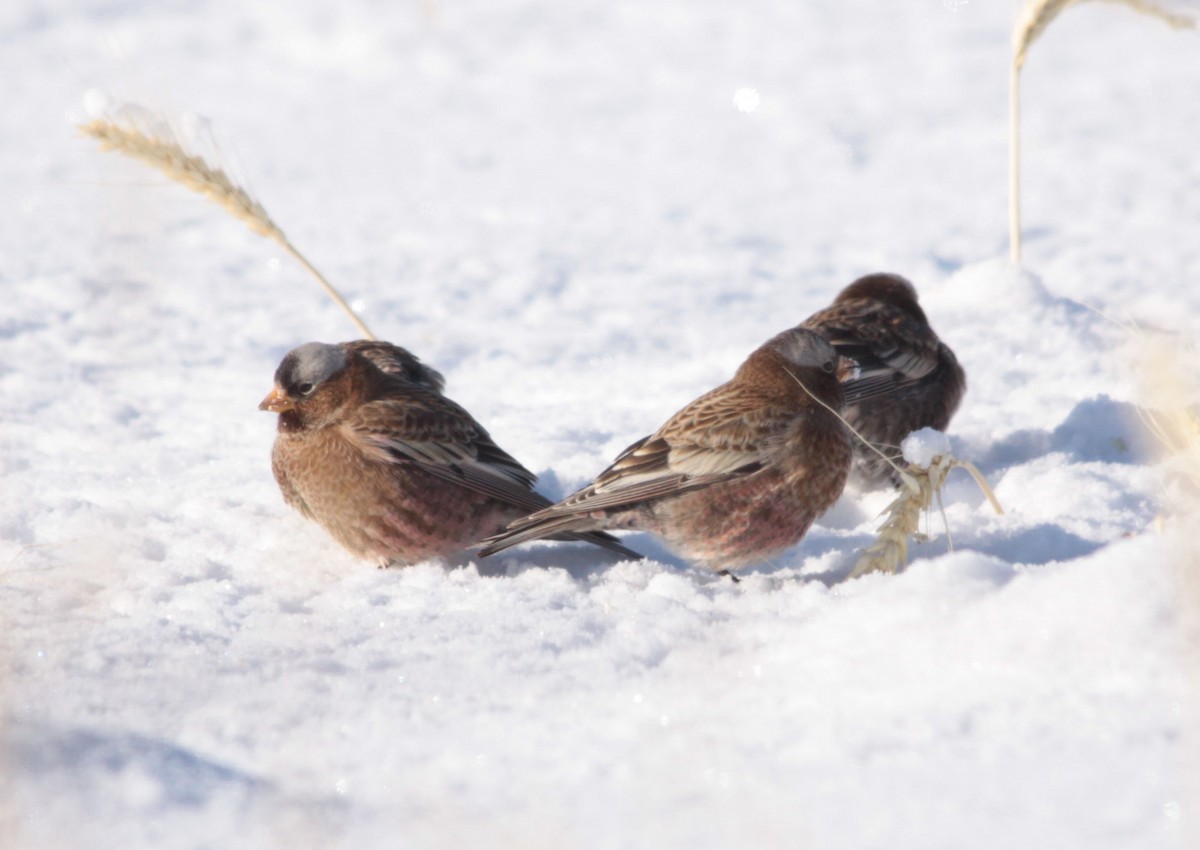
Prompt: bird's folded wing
<box><xmin>837</xmin><ymin>339</ymin><xmax>945</xmax><ymax>404</ymax></box>
<box><xmin>807</xmin><ymin>305</ymin><xmax>940</xmax><ymax>403</ymax></box>
<box><xmin>838</xmin><ymin>339</ymin><xmax>935</xmax><ymax>380</ymax></box>
<box><xmin>513</xmin><ymin>386</ymin><xmax>784</xmax><ymax>524</ymax></box>
<box><xmin>840</xmin><ymin>371</ymin><xmax>923</xmax><ymax>404</ymax></box>
<box><xmin>344</xmin><ymin>393</ymin><xmax>552</xmax><ymax>513</ymax></box>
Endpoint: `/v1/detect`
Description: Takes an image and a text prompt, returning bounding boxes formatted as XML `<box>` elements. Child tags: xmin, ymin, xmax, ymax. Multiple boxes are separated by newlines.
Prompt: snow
<box><xmin>901</xmin><ymin>427</ymin><xmax>953</xmax><ymax>469</ymax></box>
<box><xmin>3</xmin><ymin>1</ymin><xmax>1200</xmax><ymax>848</ymax></box>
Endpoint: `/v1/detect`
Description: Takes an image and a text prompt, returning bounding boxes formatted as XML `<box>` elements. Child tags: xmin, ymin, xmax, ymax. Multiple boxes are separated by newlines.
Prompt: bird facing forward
<box><xmin>260</xmin><ymin>340</ymin><xmax>640</xmax><ymax>566</ymax></box>
<box><xmin>801</xmin><ymin>273</ymin><xmax>966</xmax><ymax>487</ymax></box>
<box><xmin>479</xmin><ymin>327</ymin><xmax>852</xmax><ymax>573</ymax></box>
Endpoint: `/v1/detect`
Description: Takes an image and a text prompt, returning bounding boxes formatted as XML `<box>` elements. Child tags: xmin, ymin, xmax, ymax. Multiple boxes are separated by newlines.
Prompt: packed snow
<box><xmin>900</xmin><ymin>427</ymin><xmax>954</xmax><ymax>469</ymax></box>
<box><xmin>3</xmin><ymin>1</ymin><xmax>1199</xmax><ymax>848</ymax></box>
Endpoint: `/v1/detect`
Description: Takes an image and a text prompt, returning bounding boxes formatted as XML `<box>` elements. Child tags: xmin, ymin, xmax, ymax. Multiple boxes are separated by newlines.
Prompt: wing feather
<box><xmin>805</xmin><ymin>300</ymin><xmax>941</xmax><ymax>386</ymax></box>
<box><xmin>343</xmin><ymin>390</ymin><xmax>552</xmax><ymax>513</ymax></box>
<box><xmin>506</xmin><ymin>382</ymin><xmax>785</xmax><ymax>528</ymax></box>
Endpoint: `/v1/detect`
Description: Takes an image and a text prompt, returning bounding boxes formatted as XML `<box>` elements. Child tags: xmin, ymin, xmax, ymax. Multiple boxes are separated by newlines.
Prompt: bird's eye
<box><xmin>297</xmin><ymin>382</ymin><xmax>315</xmax><ymax>396</ymax></box>
<box><xmin>822</xmin><ymin>360</ymin><xmax>835</xmax><ymax>374</ymax></box>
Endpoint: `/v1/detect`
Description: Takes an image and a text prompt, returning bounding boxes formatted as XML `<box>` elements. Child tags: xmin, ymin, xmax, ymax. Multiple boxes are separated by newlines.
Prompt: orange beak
<box><xmin>259</xmin><ymin>385</ymin><xmax>296</xmax><ymax>413</ymax></box>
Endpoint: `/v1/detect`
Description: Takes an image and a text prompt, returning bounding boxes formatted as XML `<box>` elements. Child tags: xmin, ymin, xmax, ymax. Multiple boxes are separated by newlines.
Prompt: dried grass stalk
<box><xmin>1009</xmin><ymin>0</ymin><xmax>1199</xmax><ymax>263</ymax></box>
<box><xmin>785</xmin><ymin>367</ymin><xmax>1002</xmax><ymax>578</ymax></box>
<box><xmin>850</xmin><ymin>452</ymin><xmax>1003</xmax><ymax>579</ymax></box>
<box><xmin>79</xmin><ymin>108</ymin><xmax>375</xmax><ymax>341</ymax></box>
<box><xmin>1132</xmin><ymin>334</ymin><xmax>1200</xmax><ymax>672</ymax></box>
<box><xmin>1014</xmin><ymin>0</ymin><xmax>1197</xmax><ymax>68</ymax></box>
<box><xmin>1141</xmin><ymin>404</ymin><xmax>1200</xmax><ymax>491</ymax></box>
<box><xmin>1135</xmin><ymin>332</ymin><xmax>1200</xmax><ymax>502</ymax></box>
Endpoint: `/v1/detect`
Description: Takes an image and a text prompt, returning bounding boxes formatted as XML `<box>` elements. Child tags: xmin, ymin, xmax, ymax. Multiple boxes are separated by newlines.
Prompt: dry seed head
<box><xmin>77</xmin><ymin>99</ymin><xmax>375</xmax><ymax>340</ymax></box>
<box><xmin>1089</xmin><ymin>313</ymin><xmax>1200</xmax><ymax>508</ymax></box>
<box><xmin>850</xmin><ymin>451</ymin><xmax>1002</xmax><ymax>579</ymax></box>
<box><xmin>80</xmin><ymin>118</ymin><xmax>284</xmax><ymax>241</ymax></box>
<box><xmin>1010</xmin><ymin>1</ymin><xmax>1198</xmax><ymax>260</ymax></box>
<box><xmin>1135</xmin><ymin>331</ymin><xmax>1200</xmax><ymax>510</ymax></box>
<box><xmin>1014</xmin><ymin>0</ymin><xmax>1198</xmax><ymax>68</ymax></box>
<box><xmin>1013</xmin><ymin>0</ymin><xmax>1081</xmax><ymax>68</ymax></box>
<box><xmin>780</xmin><ymin>366</ymin><xmax>1001</xmax><ymax>578</ymax></box>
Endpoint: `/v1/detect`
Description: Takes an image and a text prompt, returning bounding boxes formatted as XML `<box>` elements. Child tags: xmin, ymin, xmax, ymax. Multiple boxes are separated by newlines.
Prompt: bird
<box><xmin>259</xmin><ymin>340</ymin><xmax>641</xmax><ymax>566</ymax></box>
<box><xmin>801</xmin><ymin>273</ymin><xmax>966</xmax><ymax>487</ymax></box>
<box><xmin>478</xmin><ymin>327</ymin><xmax>853</xmax><ymax>574</ymax></box>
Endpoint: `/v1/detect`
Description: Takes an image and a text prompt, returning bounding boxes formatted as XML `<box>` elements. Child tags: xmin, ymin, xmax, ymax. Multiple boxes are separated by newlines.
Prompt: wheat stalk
<box><xmin>783</xmin><ymin>367</ymin><xmax>1002</xmax><ymax>577</ymax></box>
<box><xmin>849</xmin><ymin>452</ymin><xmax>1003</xmax><ymax>578</ymax></box>
<box><xmin>1140</xmin><ymin>405</ymin><xmax>1200</xmax><ymax>491</ymax></box>
<box><xmin>1009</xmin><ymin>0</ymin><xmax>1198</xmax><ymax>263</ymax></box>
<box><xmin>1134</xmin><ymin>330</ymin><xmax>1200</xmax><ymax>501</ymax></box>
<box><xmin>1015</xmin><ymin>0</ymin><xmax>1197</xmax><ymax>68</ymax></box>
<box><xmin>1131</xmin><ymin>333</ymin><xmax>1200</xmax><ymax>694</ymax></box>
<box><xmin>79</xmin><ymin>106</ymin><xmax>376</xmax><ymax>341</ymax></box>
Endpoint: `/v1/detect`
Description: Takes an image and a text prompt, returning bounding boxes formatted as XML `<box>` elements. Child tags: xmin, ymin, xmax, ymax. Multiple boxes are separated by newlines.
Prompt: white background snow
<box><xmin>3</xmin><ymin>1</ymin><xmax>1199</xmax><ymax>847</ymax></box>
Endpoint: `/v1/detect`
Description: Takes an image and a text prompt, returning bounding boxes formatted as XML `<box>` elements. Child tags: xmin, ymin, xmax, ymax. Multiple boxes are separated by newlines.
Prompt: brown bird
<box><xmin>478</xmin><ymin>327</ymin><xmax>852</xmax><ymax>574</ymax></box>
<box><xmin>260</xmin><ymin>341</ymin><xmax>641</xmax><ymax>566</ymax></box>
<box><xmin>801</xmin><ymin>273</ymin><xmax>966</xmax><ymax>487</ymax></box>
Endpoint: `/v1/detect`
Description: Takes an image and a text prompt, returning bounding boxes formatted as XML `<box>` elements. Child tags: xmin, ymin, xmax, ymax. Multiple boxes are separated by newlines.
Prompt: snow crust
<box><xmin>3</xmin><ymin>1</ymin><xmax>1200</xmax><ymax>848</ymax></box>
<box><xmin>901</xmin><ymin>427</ymin><xmax>953</xmax><ymax>469</ymax></box>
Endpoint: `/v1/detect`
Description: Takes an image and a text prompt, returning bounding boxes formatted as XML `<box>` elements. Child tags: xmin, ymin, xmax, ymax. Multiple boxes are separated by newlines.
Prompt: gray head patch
<box><xmin>275</xmin><ymin>342</ymin><xmax>349</xmax><ymax>392</ymax></box>
<box><xmin>770</xmin><ymin>327</ymin><xmax>839</xmax><ymax>369</ymax></box>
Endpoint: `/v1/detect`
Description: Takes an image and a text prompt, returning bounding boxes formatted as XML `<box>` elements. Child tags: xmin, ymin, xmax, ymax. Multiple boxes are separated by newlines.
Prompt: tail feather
<box><xmin>478</xmin><ymin>515</ymin><xmax>605</xmax><ymax>558</ymax></box>
<box><xmin>563</xmin><ymin>530</ymin><xmax>641</xmax><ymax>560</ymax></box>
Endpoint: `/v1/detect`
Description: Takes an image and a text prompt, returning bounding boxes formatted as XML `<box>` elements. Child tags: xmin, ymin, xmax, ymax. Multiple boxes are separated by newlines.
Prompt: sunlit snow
<box><xmin>3</xmin><ymin>2</ymin><xmax>1199</xmax><ymax>849</ymax></box>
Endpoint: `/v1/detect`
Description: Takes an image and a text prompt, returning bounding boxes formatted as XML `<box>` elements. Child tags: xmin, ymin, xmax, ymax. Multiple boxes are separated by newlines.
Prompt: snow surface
<box><xmin>901</xmin><ymin>427</ymin><xmax>954</xmax><ymax>469</ymax></box>
<box><xmin>3</xmin><ymin>1</ymin><xmax>1200</xmax><ymax>848</ymax></box>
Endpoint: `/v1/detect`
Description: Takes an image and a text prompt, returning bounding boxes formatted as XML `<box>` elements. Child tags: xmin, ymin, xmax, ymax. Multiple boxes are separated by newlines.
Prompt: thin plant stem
<box><xmin>79</xmin><ymin>115</ymin><xmax>376</xmax><ymax>341</ymax></box>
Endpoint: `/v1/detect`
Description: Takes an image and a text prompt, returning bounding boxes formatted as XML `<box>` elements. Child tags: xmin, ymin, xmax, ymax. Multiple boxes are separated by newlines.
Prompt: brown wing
<box><xmin>344</xmin><ymin>362</ymin><xmax>641</xmax><ymax>559</ymax></box>
<box><xmin>342</xmin><ymin>386</ymin><xmax>552</xmax><ymax>513</ymax></box>
<box><xmin>803</xmin><ymin>300</ymin><xmax>941</xmax><ymax>403</ymax></box>
<box><xmin>510</xmin><ymin>380</ymin><xmax>792</xmax><ymax>524</ymax></box>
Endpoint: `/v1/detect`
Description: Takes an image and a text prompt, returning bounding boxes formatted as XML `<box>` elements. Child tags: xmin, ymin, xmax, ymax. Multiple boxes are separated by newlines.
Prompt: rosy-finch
<box><xmin>260</xmin><ymin>341</ymin><xmax>640</xmax><ymax>566</ymax></box>
<box><xmin>479</xmin><ymin>328</ymin><xmax>851</xmax><ymax>574</ymax></box>
<box><xmin>802</xmin><ymin>273</ymin><xmax>965</xmax><ymax>486</ymax></box>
